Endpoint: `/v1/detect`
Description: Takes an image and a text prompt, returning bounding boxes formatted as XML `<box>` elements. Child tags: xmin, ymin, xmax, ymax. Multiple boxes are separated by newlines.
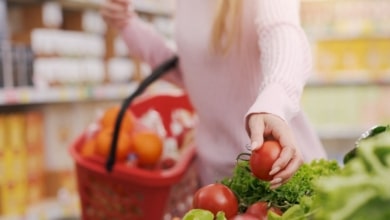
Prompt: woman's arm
<box><xmin>245</xmin><ymin>0</ymin><xmax>312</xmax><ymax>188</ymax></box>
<box><xmin>121</xmin><ymin>17</ymin><xmax>185</xmax><ymax>88</ymax></box>
<box><xmin>101</xmin><ymin>0</ymin><xmax>184</xmax><ymax>87</ymax></box>
<box><xmin>247</xmin><ymin>0</ymin><xmax>312</xmax><ymax>121</ymax></box>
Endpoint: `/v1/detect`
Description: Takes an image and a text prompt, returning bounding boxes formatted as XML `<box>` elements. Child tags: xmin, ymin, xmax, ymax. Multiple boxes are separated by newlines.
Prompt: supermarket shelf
<box><xmin>7</xmin><ymin>0</ymin><xmax>173</xmax><ymax>16</ymax></box>
<box><xmin>57</xmin><ymin>0</ymin><xmax>101</xmax><ymax>11</ymax></box>
<box><xmin>307</xmin><ymin>78</ymin><xmax>390</xmax><ymax>87</ymax></box>
<box><xmin>317</xmin><ymin>127</ymin><xmax>366</xmax><ymax>141</ymax></box>
<box><xmin>0</xmin><ymin>82</ymin><xmax>139</xmax><ymax>106</ymax></box>
<box><xmin>57</xmin><ymin>0</ymin><xmax>173</xmax><ymax>16</ymax></box>
<box><xmin>134</xmin><ymin>3</ymin><xmax>173</xmax><ymax>17</ymax></box>
<box><xmin>310</xmin><ymin>33</ymin><xmax>390</xmax><ymax>41</ymax></box>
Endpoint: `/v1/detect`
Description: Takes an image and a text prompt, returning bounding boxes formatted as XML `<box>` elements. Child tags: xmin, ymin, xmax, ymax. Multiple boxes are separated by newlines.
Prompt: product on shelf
<box><xmin>107</xmin><ymin>58</ymin><xmax>136</xmax><ymax>83</ymax></box>
<box><xmin>0</xmin><ymin>113</ymin><xmax>28</xmax><ymax>216</ymax></box>
<box><xmin>314</xmin><ymin>38</ymin><xmax>390</xmax><ymax>82</ymax></box>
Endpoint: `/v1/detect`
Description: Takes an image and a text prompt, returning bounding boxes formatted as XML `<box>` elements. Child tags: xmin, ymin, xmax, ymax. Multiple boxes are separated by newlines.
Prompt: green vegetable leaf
<box><xmin>311</xmin><ymin>126</ymin><xmax>390</xmax><ymax>220</ymax></box>
<box><xmin>182</xmin><ymin>209</ymin><xmax>215</xmax><ymax>220</ymax></box>
<box><xmin>221</xmin><ymin>159</ymin><xmax>340</xmax><ymax>212</ymax></box>
<box><xmin>215</xmin><ymin>211</ymin><xmax>227</xmax><ymax>220</ymax></box>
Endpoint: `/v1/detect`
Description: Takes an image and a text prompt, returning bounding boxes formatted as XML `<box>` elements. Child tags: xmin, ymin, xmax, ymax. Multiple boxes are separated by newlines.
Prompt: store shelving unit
<box><xmin>0</xmin><ymin>83</ymin><xmax>138</xmax><ymax>106</ymax></box>
<box><xmin>0</xmin><ymin>0</ymin><xmax>175</xmax><ymax>219</ymax></box>
<box><xmin>300</xmin><ymin>0</ymin><xmax>390</xmax><ymax>162</ymax></box>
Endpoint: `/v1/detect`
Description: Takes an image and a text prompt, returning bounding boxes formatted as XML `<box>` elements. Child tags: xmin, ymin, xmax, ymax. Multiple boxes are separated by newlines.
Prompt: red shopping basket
<box><xmin>70</xmin><ymin>94</ymin><xmax>199</xmax><ymax>220</ymax></box>
<box><xmin>69</xmin><ymin>56</ymin><xmax>200</xmax><ymax>220</ymax></box>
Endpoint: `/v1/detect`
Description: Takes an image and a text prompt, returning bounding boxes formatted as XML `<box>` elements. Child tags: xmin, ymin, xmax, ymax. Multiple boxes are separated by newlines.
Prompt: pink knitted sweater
<box><xmin>121</xmin><ymin>0</ymin><xmax>327</xmax><ymax>185</ymax></box>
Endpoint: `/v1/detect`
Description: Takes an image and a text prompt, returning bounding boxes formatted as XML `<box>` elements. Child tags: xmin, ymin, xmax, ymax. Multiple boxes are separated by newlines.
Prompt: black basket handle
<box><xmin>106</xmin><ymin>56</ymin><xmax>179</xmax><ymax>172</ymax></box>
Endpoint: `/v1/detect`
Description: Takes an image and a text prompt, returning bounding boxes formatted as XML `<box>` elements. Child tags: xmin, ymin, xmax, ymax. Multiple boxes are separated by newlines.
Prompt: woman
<box><xmin>101</xmin><ymin>0</ymin><xmax>327</xmax><ymax>189</ymax></box>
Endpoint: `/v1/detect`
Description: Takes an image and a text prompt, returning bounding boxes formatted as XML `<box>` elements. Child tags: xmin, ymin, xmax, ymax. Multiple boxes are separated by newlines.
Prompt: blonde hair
<box><xmin>210</xmin><ymin>0</ymin><xmax>243</xmax><ymax>55</ymax></box>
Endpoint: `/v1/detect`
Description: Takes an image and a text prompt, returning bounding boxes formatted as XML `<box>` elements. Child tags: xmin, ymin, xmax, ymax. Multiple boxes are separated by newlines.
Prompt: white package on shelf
<box><xmin>31</xmin><ymin>29</ymin><xmax>105</xmax><ymax>57</ymax></box>
<box><xmin>82</xmin><ymin>10</ymin><xmax>107</xmax><ymax>35</ymax></box>
<box><xmin>42</xmin><ymin>1</ymin><xmax>63</xmax><ymax>28</ymax></box>
<box><xmin>81</xmin><ymin>58</ymin><xmax>105</xmax><ymax>84</ymax></box>
<box><xmin>33</xmin><ymin>57</ymin><xmax>105</xmax><ymax>87</ymax></box>
<box><xmin>114</xmin><ymin>36</ymin><xmax>129</xmax><ymax>57</ymax></box>
<box><xmin>107</xmin><ymin>57</ymin><xmax>135</xmax><ymax>83</ymax></box>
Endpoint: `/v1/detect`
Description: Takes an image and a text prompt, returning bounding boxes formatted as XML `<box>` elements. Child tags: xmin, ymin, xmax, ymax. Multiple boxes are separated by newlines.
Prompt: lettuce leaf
<box><xmin>221</xmin><ymin>158</ymin><xmax>340</xmax><ymax>212</ymax></box>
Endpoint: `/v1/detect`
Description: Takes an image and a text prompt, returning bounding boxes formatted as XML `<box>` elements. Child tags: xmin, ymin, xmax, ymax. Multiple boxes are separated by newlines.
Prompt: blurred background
<box><xmin>0</xmin><ymin>0</ymin><xmax>389</xmax><ymax>219</ymax></box>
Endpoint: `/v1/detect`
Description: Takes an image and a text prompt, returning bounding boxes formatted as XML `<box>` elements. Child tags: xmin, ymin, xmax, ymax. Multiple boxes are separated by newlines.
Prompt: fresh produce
<box><xmin>183</xmin><ymin>158</ymin><xmax>339</xmax><ymax>219</ymax></box>
<box><xmin>229</xmin><ymin>213</ymin><xmax>259</xmax><ymax>220</ymax></box>
<box><xmin>249</xmin><ymin>140</ymin><xmax>282</xmax><ymax>181</ymax></box>
<box><xmin>95</xmin><ymin>127</ymin><xmax>132</xmax><ymax>161</ymax></box>
<box><xmin>79</xmin><ymin>105</ymin><xmax>197</xmax><ymax>171</ymax></box>
<box><xmin>182</xmin><ymin>209</ymin><xmax>227</xmax><ymax>220</ymax></box>
<box><xmin>100</xmin><ymin>106</ymin><xmax>134</xmax><ymax>132</ymax></box>
<box><xmin>80</xmin><ymin>138</ymin><xmax>96</xmax><ymax>157</ymax></box>
<box><xmin>245</xmin><ymin>201</ymin><xmax>282</xmax><ymax>219</ymax></box>
<box><xmin>222</xmin><ymin>158</ymin><xmax>340</xmax><ymax>213</ymax></box>
<box><xmin>131</xmin><ymin>131</ymin><xmax>163</xmax><ymax>166</ymax></box>
<box><xmin>270</xmin><ymin>125</ymin><xmax>390</xmax><ymax>220</ymax></box>
<box><xmin>184</xmin><ymin>125</ymin><xmax>390</xmax><ymax>220</ymax></box>
<box><xmin>192</xmin><ymin>183</ymin><xmax>239</xmax><ymax>218</ymax></box>
<box><xmin>312</xmin><ymin>125</ymin><xmax>390</xmax><ymax>220</ymax></box>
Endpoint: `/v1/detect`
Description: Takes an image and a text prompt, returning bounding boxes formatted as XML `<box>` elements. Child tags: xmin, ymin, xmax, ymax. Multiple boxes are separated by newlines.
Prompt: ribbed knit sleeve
<box><xmin>120</xmin><ymin>17</ymin><xmax>184</xmax><ymax>87</ymax></box>
<box><xmin>246</xmin><ymin>0</ymin><xmax>313</xmax><ymax>122</ymax></box>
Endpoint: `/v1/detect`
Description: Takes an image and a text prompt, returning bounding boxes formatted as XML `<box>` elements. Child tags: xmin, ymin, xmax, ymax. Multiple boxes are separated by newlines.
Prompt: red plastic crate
<box><xmin>69</xmin><ymin>94</ymin><xmax>199</xmax><ymax>220</ymax></box>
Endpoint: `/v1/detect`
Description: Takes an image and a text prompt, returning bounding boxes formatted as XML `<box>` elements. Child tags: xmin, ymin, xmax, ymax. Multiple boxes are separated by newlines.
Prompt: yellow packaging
<box><xmin>3</xmin><ymin>150</ymin><xmax>28</xmax><ymax>182</ymax></box>
<box><xmin>0</xmin><ymin>181</ymin><xmax>28</xmax><ymax>216</ymax></box>
<box><xmin>6</xmin><ymin>114</ymin><xmax>26</xmax><ymax>151</ymax></box>
<box><xmin>0</xmin><ymin>115</ymin><xmax>5</xmax><ymax>185</ymax></box>
<box><xmin>0</xmin><ymin>114</ymin><xmax>5</xmax><ymax>153</ymax></box>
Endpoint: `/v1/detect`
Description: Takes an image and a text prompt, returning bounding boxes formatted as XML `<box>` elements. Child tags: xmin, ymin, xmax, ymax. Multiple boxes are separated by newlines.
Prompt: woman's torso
<box><xmin>173</xmin><ymin>0</ymin><xmax>326</xmax><ymax>184</ymax></box>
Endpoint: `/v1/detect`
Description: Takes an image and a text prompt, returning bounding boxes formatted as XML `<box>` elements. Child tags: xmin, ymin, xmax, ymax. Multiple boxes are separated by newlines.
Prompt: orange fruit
<box><xmin>95</xmin><ymin>128</ymin><xmax>132</xmax><ymax>161</ymax></box>
<box><xmin>100</xmin><ymin>106</ymin><xmax>134</xmax><ymax>132</ymax></box>
<box><xmin>80</xmin><ymin>138</ymin><xmax>96</xmax><ymax>157</ymax></box>
<box><xmin>132</xmin><ymin>131</ymin><xmax>163</xmax><ymax>166</ymax></box>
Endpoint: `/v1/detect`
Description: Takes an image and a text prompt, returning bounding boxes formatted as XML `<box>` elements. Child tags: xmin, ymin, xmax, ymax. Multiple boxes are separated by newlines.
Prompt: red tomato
<box><xmin>229</xmin><ymin>213</ymin><xmax>258</xmax><ymax>220</ymax></box>
<box><xmin>270</xmin><ymin>207</ymin><xmax>283</xmax><ymax>216</ymax></box>
<box><xmin>249</xmin><ymin>140</ymin><xmax>282</xmax><ymax>181</ymax></box>
<box><xmin>192</xmin><ymin>183</ymin><xmax>239</xmax><ymax>218</ymax></box>
<box><xmin>245</xmin><ymin>202</ymin><xmax>268</xmax><ymax>220</ymax></box>
<box><xmin>245</xmin><ymin>202</ymin><xmax>283</xmax><ymax>220</ymax></box>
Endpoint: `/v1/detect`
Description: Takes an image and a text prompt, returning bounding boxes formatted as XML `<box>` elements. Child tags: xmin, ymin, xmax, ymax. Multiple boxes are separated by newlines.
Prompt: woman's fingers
<box><xmin>101</xmin><ymin>3</ymin><xmax>130</xmax><ymax>18</ymax></box>
<box><xmin>101</xmin><ymin>0</ymin><xmax>132</xmax><ymax>29</ymax></box>
<box><xmin>269</xmin><ymin>153</ymin><xmax>303</xmax><ymax>189</ymax></box>
<box><xmin>246</xmin><ymin>113</ymin><xmax>304</xmax><ymax>189</ymax></box>
<box><xmin>269</xmin><ymin>144</ymin><xmax>295</xmax><ymax>174</ymax></box>
<box><xmin>247</xmin><ymin>114</ymin><xmax>265</xmax><ymax>151</ymax></box>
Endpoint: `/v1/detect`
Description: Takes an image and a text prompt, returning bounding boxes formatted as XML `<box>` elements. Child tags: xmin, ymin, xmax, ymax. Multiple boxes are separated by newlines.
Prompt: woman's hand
<box><xmin>100</xmin><ymin>0</ymin><xmax>134</xmax><ymax>30</ymax></box>
<box><xmin>247</xmin><ymin>113</ymin><xmax>303</xmax><ymax>189</ymax></box>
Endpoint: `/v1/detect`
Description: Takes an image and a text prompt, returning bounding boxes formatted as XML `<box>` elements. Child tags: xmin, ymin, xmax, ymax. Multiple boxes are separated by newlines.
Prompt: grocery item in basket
<box><xmin>95</xmin><ymin>127</ymin><xmax>132</xmax><ymax>161</ymax></box>
<box><xmin>78</xmin><ymin>103</ymin><xmax>197</xmax><ymax>172</ymax></box>
<box><xmin>100</xmin><ymin>105</ymin><xmax>134</xmax><ymax>132</ymax></box>
<box><xmin>80</xmin><ymin>138</ymin><xmax>96</xmax><ymax>157</ymax></box>
<box><xmin>132</xmin><ymin>131</ymin><xmax>163</xmax><ymax>167</ymax></box>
